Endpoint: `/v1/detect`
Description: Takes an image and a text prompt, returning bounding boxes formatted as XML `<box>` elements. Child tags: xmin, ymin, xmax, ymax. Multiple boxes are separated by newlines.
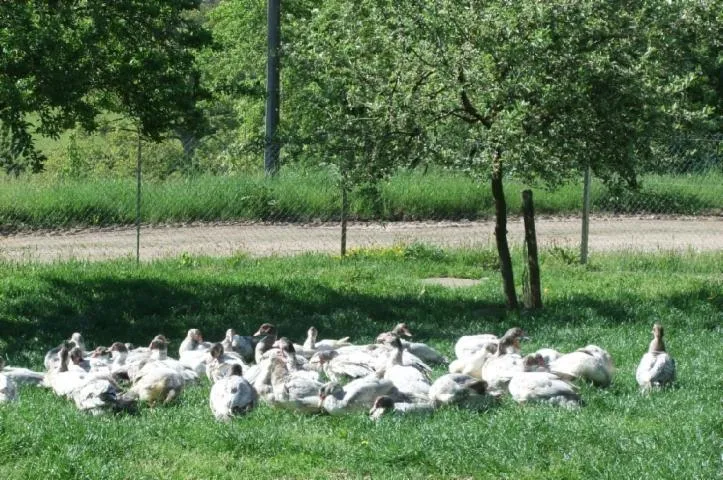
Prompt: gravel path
<box><xmin>1</xmin><ymin>216</ymin><xmax>721</xmax><ymax>263</ymax></box>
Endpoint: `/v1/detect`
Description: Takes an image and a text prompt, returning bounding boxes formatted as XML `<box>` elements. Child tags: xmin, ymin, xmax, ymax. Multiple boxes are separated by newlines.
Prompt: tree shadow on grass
<box><xmin>0</xmin><ymin>273</ymin><xmax>509</xmax><ymax>362</ymax></box>
<box><xmin>1</xmin><ymin>270</ymin><xmax>718</xmax><ymax>364</ymax></box>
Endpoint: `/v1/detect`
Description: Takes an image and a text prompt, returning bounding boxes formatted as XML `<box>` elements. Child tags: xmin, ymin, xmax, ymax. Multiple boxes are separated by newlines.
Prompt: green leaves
<box><xmin>0</xmin><ymin>0</ymin><xmax>211</xmax><ymax>174</ymax></box>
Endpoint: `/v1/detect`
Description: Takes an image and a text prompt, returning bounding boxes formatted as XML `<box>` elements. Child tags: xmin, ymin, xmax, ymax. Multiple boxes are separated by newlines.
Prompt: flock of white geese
<box><xmin>0</xmin><ymin>322</ymin><xmax>675</xmax><ymax>420</ymax></box>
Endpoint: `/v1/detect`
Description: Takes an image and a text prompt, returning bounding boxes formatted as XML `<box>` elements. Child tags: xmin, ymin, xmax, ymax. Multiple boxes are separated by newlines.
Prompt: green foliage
<box><xmin>0</xmin><ymin>250</ymin><xmax>720</xmax><ymax>478</ymax></box>
<box><xmin>0</xmin><ymin>0</ymin><xmax>211</xmax><ymax>174</ymax></box>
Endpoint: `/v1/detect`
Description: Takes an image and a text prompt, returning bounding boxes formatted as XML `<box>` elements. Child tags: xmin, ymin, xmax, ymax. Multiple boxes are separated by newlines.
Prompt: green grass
<box><xmin>0</xmin><ymin>248</ymin><xmax>721</xmax><ymax>479</ymax></box>
<box><xmin>0</xmin><ymin>168</ymin><xmax>721</xmax><ymax>231</ymax></box>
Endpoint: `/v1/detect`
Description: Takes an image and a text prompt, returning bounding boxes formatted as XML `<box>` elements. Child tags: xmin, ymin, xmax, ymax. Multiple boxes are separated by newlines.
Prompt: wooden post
<box><xmin>491</xmin><ymin>154</ymin><xmax>518</xmax><ymax>310</ymax></box>
<box><xmin>522</xmin><ymin>189</ymin><xmax>542</xmax><ymax>309</ymax></box>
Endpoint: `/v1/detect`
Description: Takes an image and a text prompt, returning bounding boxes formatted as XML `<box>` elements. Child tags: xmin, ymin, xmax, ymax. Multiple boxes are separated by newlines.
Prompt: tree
<box><xmin>0</xmin><ymin>0</ymin><xmax>211</xmax><ymax>175</ymax></box>
<box><xmin>282</xmin><ymin>1</ymin><xmax>435</xmax><ymax>253</ymax></box>
<box><xmin>382</xmin><ymin>0</ymin><xmax>715</xmax><ymax>308</ymax></box>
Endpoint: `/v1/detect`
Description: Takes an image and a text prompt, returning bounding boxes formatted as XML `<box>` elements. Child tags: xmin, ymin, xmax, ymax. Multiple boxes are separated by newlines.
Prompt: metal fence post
<box><xmin>136</xmin><ymin>128</ymin><xmax>142</xmax><ymax>265</ymax></box>
<box><xmin>264</xmin><ymin>0</ymin><xmax>281</xmax><ymax>176</ymax></box>
<box><xmin>580</xmin><ymin>165</ymin><xmax>591</xmax><ymax>264</ymax></box>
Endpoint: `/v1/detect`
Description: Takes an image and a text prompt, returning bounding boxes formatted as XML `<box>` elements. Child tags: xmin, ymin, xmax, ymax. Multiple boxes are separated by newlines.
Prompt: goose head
<box><xmin>109</xmin><ymin>342</ymin><xmax>128</xmax><ymax>361</ymax></box>
<box><xmin>69</xmin><ymin>347</ymin><xmax>85</xmax><ymax>366</ymax></box>
<box><xmin>318</xmin><ymin>381</ymin><xmax>344</xmax><ymax>402</ymax></box>
<box><xmin>498</xmin><ymin>327</ymin><xmax>527</xmax><ymax>355</ymax></box>
<box><xmin>649</xmin><ymin>323</ymin><xmax>666</xmax><ymax>353</ymax></box>
<box><xmin>209</xmin><ymin>343</ymin><xmax>225</xmax><ymax>360</ymax></box>
<box><xmin>369</xmin><ymin>395</ymin><xmax>395</xmax><ymax>420</ymax></box>
<box><xmin>228</xmin><ymin>363</ymin><xmax>243</xmax><ymax>377</ymax></box>
<box><xmin>392</xmin><ymin>323</ymin><xmax>413</xmax><ymax>337</ymax></box>
<box><xmin>253</xmin><ymin>323</ymin><xmax>277</xmax><ymax>338</ymax></box>
<box><xmin>149</xmin><ymin>338</ymin><xmax>168</xmax><ymax>360</ymax></box>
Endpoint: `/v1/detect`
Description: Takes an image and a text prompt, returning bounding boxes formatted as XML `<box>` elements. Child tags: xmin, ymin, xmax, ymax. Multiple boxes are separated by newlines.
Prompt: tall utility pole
<box><xmin>264</xmin><ymin>0</ymin><xmax>281</xmax><ymax>176</ymax></box>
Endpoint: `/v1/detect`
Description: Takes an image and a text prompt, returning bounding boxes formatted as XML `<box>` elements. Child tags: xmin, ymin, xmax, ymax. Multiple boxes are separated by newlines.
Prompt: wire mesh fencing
<box><xmin>0</xmin><ymin>133</ymin><xmax>720</xmax><ymax>263</ymax></box>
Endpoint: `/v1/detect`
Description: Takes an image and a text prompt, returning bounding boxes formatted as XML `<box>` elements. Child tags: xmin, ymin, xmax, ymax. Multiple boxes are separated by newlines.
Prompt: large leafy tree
<box><xmin>0</xmin><ymin>0</ymin><xmax>211</xmax><ymax>174</ymax></box>
<box><xmin>382</xmin><ymin>0</ymin><xmax>716</xmax><ymax>308</ymax></box>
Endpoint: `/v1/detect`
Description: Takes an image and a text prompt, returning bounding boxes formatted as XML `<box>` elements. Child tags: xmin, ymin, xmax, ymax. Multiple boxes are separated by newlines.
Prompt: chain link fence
<box><xmin>0</xmin><ymin>133</ymin><xmax>721</xmax><ymax>263</ymax></box>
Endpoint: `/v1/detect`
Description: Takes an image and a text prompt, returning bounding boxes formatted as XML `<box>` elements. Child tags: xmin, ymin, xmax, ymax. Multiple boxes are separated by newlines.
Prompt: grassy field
<box><xmin>0</xmin><ymin>247</ymin><xmax>721</xmax><ymax>479</ymax></box>
<box><xmin>0</xmin><ymin>168</ymin><xmax>721</xmax><ymax>231</ymax></box>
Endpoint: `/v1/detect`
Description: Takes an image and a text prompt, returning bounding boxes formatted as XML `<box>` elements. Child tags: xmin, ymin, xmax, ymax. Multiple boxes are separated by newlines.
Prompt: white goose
<box><xmin>380</xmin><ymin>336</ymin><xmax>431</xmax><ymax>399</ymax></box>
<box><xmin>550</xmin><ymin>344</ymin><xmax>614</xmax><ymax>387</ymax></box>
<box><xmin>377</xmin><ymin>323</ymin><xmax>448</xmax><ymax>365</ymax></box>
<box><xmin>303</xmin><ymin>326</ymin><xmax>351</xmax><ymax>352</ymax></box>
<box><xmin>508</xmin><ymin>371</ymin><xmax>582</xmax><ymax>408</ymax></box>
<box><xmin>71</xmin><ymin>376</ymin><xmax>136</xmax><ymax>415</ymax></box>
<box><xmin>1</xmin><ymin>357</ymin><xmax>45</xmax><ymax>387</ymax></box>
<box><xmin>0</xmin><ymin>358</ymin><xmax>18</xmax><ymax>402</ymax></box>
<box><xmin>44</xmin><ymin>332</ymin><xmax>86</xmax><ymax>371</ymax></box>
<box><xmin>319</xmin><ymin>377</ymin><xmax>402</xmax><ymax>415</ymax></box>
<box><xmin>368</xmin><ymin>395</ymin><xmax>434</xmax><ymax>420</ymax></box>
<box><xmin>480</xmin><ymin>330</ymin><xmax>534</xmax><ymax>394</ymax></box>
<box><xmin>45</xmin><ymin>346</ymin><xmax>89</xmax><ymax>398</ymax></box>
<box><xmin>206</xmin><ymin>343</ymin><xmax>247</xmax><ymax>383</ymax></box>
<box><xmin>428</xmin><ymin>374</ymin><xmax>492</xmax><ymax>410</ymax></box>
<box><xmin>209</xmin><ymin>364</ymin><xmax>257</xmax><ymax>421</ymax></box>
<box><xmin>221</xmin><ymin>328</ymin><xmax>255</xmax><ymax>364</ymax></box>
<box><xmin>448</xmin><ymin>343</ymin><xmax>497</xmax><ymax>378</ymax></box>
<box><xmin>267</xmin><ymin>354</ymin><xmax>323</xmax><ymax>413</ymax></box>
<box><xmin>636</xmin><ymin>323</ymin><xmax>676</xmax><ymax>391</ymax></box>
<box><xmin>178</xmin><ymin>328</ymin><xmax>211</xmax><ymax>356</ymax></box>
<box><xmin>454</xmin><ymin>327</ymin><xmax>525</xmax><ymax>360</ymax></box>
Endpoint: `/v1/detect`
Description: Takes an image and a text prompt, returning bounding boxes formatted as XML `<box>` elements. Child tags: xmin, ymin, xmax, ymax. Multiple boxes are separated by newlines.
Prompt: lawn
<box><xmin>0</xmin><ymin>247</ymin><xmax>721</xmax><ymax>479</ymax></box>
<box><xmin>0</xmin><ymin>168</ymin><xmax>721</xmax><ymax>231</ymax></box>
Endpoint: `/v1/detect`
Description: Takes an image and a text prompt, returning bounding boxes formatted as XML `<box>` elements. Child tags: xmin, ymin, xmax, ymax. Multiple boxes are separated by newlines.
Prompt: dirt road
<box><xmin>1</xmin><ymin>216</ymin><xmax>721</xmax><ymax>263</ymax></box>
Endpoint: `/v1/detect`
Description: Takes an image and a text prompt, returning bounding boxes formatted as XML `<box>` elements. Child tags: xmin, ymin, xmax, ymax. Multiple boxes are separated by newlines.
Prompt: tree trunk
<box><xmin>491</xmin><ymin>154</ymin><xmax>518</xmax><ymax>310</ymax></box>
<box><xmin>522</xmin><ymin>189</ymin><xmax>542</xmax><ymax>309</ymax></box>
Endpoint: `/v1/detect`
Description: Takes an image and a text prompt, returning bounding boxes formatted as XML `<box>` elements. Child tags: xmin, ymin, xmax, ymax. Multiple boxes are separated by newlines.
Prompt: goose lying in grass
<box><xmin>368</xmin><ymin>395</ymin><xmax>434</xmax><ymax>420</ymax></box>
<box><xmin>71</xmin><ymin>376</ymin><xmax>136</xmax><ymax>415</ymax></box>
<box><xmin>178</xmin><ymin>329</ymin><xmax>211</xmax><ymax>356</ymax></box>
<box><xmin>455</xmin><ymin>327</ymin><xmax>526</xmax><ymax>360</ymax></box>
<box><xmin>377</xmin><ymin>323</ymin><xmax>448</xmax><ymax>365</ymax></box>
<box><xmin>319</xmin><ymin>377</ymin><xmax>403</xmax><ymax>415</ymax></box>
<box><xmin>550</xmin><ymin>345</ymin><xmax>614</xmax><ymax>387</ymax></box>
<box><xmin>45</xmin><ymin>346</ymin><xmax>89</xmax><ymax>398</ymax></box>
<box><xmin>267</xmin><ymin>354</ymin><xmax>323</xmax><ymax>413</ymax></box>
<box><xmin>1</xmin><ymin>357</ymin><xmax>45</xmax><ymax>387</ymax></box>
<box><xmin>206</xmin><ymin>343</ymin><xmax>247</xmax><ymax>383</ymax></box>
<box><xmin>380</xmin><ymin>336</ymin><xmax>431</xmax><ymax>399</ymax></box>
<box><xmin>302</xmin><ymin>326</ymin><xmax>351</xmax><ymax>353</ymax></box>
<box><xmin>44</xmin><ymin>332</ymin><xmax>85</xmax><ymax>371</ymax></box>
<box><xmin>428</xmin><ymin>374</ymin><xmax>493</xmax><ymax>410</ymax></box>
<box><xmin>448</xmin><ymin>343</ymin><xmax>497</xmax><ymax>378</ymax></box>
<box><xmin>221</xmin><ymin>328</ymin><xmax>255</xmax><ymax>364</ymax></box>
<box><xmin>508</xmin><ymin>371</ymin><xmax>582</xmax><ymax>408</ymax></box>
<box><xmin>210</xmin><ymin>364</ymin><xmax>256</xmax><ymax>421</ymax></box>
<box><xmin>480</xmin><ymin>330</ymin><xmax>538</xmax><ymax>394</ymax></box>
<box><xmin>0</xmin><ymin>358</ymin><xmax>18</xmax><ymax>403</ymax></box>
<box><xmin>636</xmin><ymin>323</ymin><xmax>676</xmax><ymax>391</ymax></box>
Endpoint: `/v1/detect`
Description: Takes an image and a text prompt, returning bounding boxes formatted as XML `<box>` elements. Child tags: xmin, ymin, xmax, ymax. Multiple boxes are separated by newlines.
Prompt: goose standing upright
<box><xmin>636</xmin><ymin>323</ymin><xmax>676</xmax><ymax>391</ymax></box>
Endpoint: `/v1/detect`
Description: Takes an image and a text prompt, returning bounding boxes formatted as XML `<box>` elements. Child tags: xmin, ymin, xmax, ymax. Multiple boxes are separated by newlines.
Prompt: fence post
<box><xmin>264</xmin><ymin>0</ymin><xmax>281</xmax><ymax>176</ymax></box>
<box><xmin>580</xmin><ymin>165</ymin><xmax>591</xmax><ymax>264</ymax></box>
<box><xmin>136</xmin><ymin>128</ymin><xmax>142</xmax><ymax>265</ymax></box>
<box><xmin>522</xmin><ymin>190</ymin><xmax>542</xmax><ymax>309</ymax></box>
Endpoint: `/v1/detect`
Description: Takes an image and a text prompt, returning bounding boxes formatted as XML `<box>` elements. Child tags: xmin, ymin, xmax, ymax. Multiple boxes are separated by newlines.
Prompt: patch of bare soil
<box><xmin>1</xmin><ymin>215</ymin><xmax>721</xmax><ymax>263</ymax></box>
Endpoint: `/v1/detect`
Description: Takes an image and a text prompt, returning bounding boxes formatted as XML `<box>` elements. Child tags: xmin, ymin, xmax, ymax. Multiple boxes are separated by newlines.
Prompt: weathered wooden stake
<box><xmin>491</xmin><ymin>155</ymin><xmax>518</xmax><ymax>310</ymax></box>
<box><xmin>522</xmin><ymin>189</ymin><xmax>542</xmax><ymax>309</ymax></box>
